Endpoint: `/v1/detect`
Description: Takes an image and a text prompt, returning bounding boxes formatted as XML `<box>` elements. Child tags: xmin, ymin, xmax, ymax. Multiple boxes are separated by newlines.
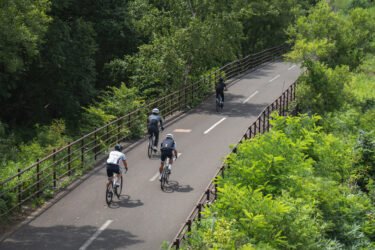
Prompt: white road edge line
<box><xmin>79</xmin><ymin>220</ymin><xmax>113</xmax><ymax>250</ymax></box>
<box><xmin>204</xmin><ymin>117</ymin><xmax>226</xmax><ymax>135</ymax></box>
<box><xmin>149</xmin><ymin>153</ymin><xmax>182</xmax><ymax>182</ymax></box>
<box><xmin>288</xmin><ymin>65</ymin><xmax>296</xmax><ymax>70</ymax></box>
<box><xmin>242</xmin><ymin>90</ymin><xmax>259</xmax><ymax>104</ymax></box>
<box><xmin>269</xmin><ymin>74</ymin><xmax>280</xmax><ymax>82</ymax></box>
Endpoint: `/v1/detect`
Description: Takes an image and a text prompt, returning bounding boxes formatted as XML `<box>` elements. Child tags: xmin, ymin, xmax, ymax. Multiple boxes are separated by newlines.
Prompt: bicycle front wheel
<box><xmin>160</xmin><ymin>168</ymin><xmax>169</xmax><ymax>190</ymax></box>
<box><xmin>115</xmin><ymin>175</ymin><xmax>123</xmax><ymax>199</ymax></box>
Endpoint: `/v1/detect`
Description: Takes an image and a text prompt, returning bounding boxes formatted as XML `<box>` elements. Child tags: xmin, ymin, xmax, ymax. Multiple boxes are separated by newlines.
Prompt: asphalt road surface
<box><xmin>1</xmin><ymin>61</ymin><xmax>302</xmax><ymax>250</ymax></box>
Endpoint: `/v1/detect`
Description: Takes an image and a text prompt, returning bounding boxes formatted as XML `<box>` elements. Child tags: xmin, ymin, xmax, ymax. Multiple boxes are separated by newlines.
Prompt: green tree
<box><xmin>0</xmin><ymin>0</ymin><xmax>51</xmax><ymax>99</ymax></box>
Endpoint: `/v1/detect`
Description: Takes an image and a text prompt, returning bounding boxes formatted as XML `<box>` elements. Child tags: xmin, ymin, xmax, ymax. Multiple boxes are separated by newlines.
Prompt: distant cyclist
<box><xmin>159</xmin><ymin>133</ymin><xmax>178</xmax><ymax>180</ymax></box>
<box><xmin>215</xmin><ymin>77</ymin><xmax>227</xmax><ymax>106</ymax></box>
<box><xmin>106</xmin><ymin>144</ymin><xmax>128</xmax><ymax>187</ymax></box>
<box><xmin>147</xmin><ymin>108</ymin><xmax>164</xmax><ymax>151</ymax></box>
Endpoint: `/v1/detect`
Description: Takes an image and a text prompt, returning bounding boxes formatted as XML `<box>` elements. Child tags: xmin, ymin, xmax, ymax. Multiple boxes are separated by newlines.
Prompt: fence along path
<box><xmin>171</xmin><ymin>80</ymin><xmax>297</xmax><ymax>248</ymax></box>
<box><xmin>0</xmin><ymin>45</ymin><xmax>288</xmax><ymax>218</ymax></box>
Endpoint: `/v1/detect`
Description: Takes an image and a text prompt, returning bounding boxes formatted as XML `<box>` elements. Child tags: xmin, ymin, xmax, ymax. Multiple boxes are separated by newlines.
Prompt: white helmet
<box><xmin>152</xmin><ymin>108</ymin><xmax>159</xmax><ymax>114</ymax></box>
<box><xmin>166</xmin><ymin>133</ymin><xmax>174</xmax><ymax>139</ymax></box>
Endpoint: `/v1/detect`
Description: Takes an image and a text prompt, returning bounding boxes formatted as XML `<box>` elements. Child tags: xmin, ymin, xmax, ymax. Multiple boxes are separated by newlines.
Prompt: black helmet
<box><xmin>219</xmin><ymin>77</ymin><xmax>224</xmax><ymax>83</ymax></box>
<box><xmin>114</xmin><ymin>144</ymin><xmax>123</xmax><ymax>151</ymax></box>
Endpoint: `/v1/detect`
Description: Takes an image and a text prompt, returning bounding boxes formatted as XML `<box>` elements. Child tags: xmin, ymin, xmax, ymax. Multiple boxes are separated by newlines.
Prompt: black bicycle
<box><xmin>105</xmin><ymin>171</ymin><xmax>124</xmax><ymax>206</ymax></box>
<box><xmin>216</xmin><ymin>95</ymin><xmax>223</xmax><ymax>112</ymax></box>
<box><xmin>160</xmin><ymin>158</ymin><xmax>171</xmax><ymax>190</ymax></box>
<box><xmin>148</xmin><ymin>134</ymin><xmax>156</xmax><ymax>158</ymax></box>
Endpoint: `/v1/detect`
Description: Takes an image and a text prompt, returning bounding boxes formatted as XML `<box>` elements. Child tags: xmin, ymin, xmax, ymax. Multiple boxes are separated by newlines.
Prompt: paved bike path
<box><xmin>1</xmin><ymin>61</ymin><xmax>302</xmax><ymax>250</ymax></box>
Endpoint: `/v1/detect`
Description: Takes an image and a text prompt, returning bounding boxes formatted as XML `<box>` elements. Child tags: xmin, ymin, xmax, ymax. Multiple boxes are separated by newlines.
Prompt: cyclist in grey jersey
<box><xmin>147</xmin><ymin>108</ymin><xmax>164</xmax><ymax>151</ymax></box>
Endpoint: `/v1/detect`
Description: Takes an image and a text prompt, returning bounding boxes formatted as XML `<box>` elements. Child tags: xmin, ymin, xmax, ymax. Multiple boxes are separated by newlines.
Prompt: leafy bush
<box><xmin>184</xmin><ymin>115</ymin><xmax>374</xmax><ymax>249</ymax></box>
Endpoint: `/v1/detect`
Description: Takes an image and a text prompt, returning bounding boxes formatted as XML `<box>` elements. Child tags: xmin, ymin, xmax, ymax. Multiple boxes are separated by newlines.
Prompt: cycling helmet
<box><xmin>166</xmin><ymin>133</ymin><xmax>174</xmax><ymax>139</ymax></box>
<box><xmin>152</xmin><ymin>108</ymin><xmax>159</xmax><ymax>114</ymax></box>
<box><xmin>114</xmin><ymin>144</ymin><xmax>123</xmax><ymax>151</ymax></box>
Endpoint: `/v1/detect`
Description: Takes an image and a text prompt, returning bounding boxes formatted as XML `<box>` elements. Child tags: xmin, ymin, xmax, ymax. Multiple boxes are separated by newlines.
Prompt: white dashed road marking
<box><xmin>288</xmin><ymin>65</ymin><xmax>296</xmax><ymax>70</ymax></box>
<box><xmin>242</xmin><ymin>91</ymin><xmax>259</xmax><ymax>104</ymax></box>
<box><xmin>203</xmin><ymin>117</ymin><xmax>226</xmax><ymax>135</ymax></box>
<box><xmin>79</xmin><ymin>220</ymin><xmax>113</xmax><ymax>250</ymax></box>
<box><xmin>269</xmin><ymin>74</ymin><xmax>280</xmax><ymax>82</ymax></box>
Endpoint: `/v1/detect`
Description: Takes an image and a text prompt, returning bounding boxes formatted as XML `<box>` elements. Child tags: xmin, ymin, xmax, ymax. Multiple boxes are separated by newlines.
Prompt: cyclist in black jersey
<box><xmin>159</xmin><ymin>133</ymin><xmax>177</xmax><ymax>180</ymax></box>
<box><xmin>215</xmin><ymin>77</ymin><xmax>227</xmax><ymax>106</ymax></box>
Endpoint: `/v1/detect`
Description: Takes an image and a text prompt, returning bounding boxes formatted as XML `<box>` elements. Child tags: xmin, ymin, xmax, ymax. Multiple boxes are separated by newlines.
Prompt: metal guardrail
<box><xmin>0</xmin><ymin>44</ymin><xmax>288</xmax><ymax>217</ymax></box>
<box><xmin>171</xmin><ymin>81</ymin><xmax>297</xmax><ymax>249</ymax></box>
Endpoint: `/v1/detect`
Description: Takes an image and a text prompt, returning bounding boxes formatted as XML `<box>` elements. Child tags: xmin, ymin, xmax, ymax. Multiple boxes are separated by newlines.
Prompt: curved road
<box><xmin>1</xmin><ymin>61</ymin><xmax>302</xmax><ymax>250</ymax></box>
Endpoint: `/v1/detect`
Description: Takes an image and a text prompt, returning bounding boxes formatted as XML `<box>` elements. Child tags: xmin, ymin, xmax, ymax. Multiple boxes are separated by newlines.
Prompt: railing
<box><xmin>0</xmin><ymin>44</ymin><xmax>288</xmax><ymax>217</ymax></box>
<box><xmin>171</xmin><ymin>81</ymin><xmax>297</xmax><ymax>249</ymax></box>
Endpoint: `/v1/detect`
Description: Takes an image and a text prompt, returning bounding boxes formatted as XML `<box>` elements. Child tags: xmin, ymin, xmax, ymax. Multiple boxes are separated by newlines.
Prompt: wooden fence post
<box><xmin>68</xmin><ymin>143</ymin><xmax>71</xmax><ymax>176</ymax></box>
<box><xmin>53</xmin><ymin>149</ymin><xmax>57</xmax><ymax>188</ymax></box>
<box><xmin>81</xmin><ymin>139</ymin><xmax>84</xmax><ymax>169</ymax></box>
<box><xmin>36</xmin><ymin>159</ymin><xmax>40</xmax><ymax>197</ymax></box>
<box><xmin>94</xmin><ymin>129</ymin><xmax>98</xmax><ymax>160</ymax></box>
<box><xmin>18</xmin><ymin>167</ymin><xmax>22</xmax><ymax>210</ymax></box>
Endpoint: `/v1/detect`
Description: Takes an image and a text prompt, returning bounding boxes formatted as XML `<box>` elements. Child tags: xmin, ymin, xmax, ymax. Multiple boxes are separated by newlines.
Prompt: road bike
<box><xmin>148</xmin><ymin>134</ymin><xmax>156</xmax><ymax>158</ymax></box>
<box><xmin>216</xmin><ymin>95</ymin><xmax>223</xmax><ymax>112</ymax></box>
<box><xmin>160</xmin><ymin>158</ymin><xmax>171</xmax><ymax>190</ymax></box>
<box><xmin>105</xmin><ymin>170</ymin><xmax>125</xmax><ymax>206</ymax></box>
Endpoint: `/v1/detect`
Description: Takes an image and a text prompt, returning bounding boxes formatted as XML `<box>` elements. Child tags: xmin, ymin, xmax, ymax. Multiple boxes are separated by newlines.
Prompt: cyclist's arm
<box><xmin>159</xmin><ymin>116</ymin><xmax>164</xmax><ymax>130</ymax></box>
<box><xmin>122</xmin><ymin>159</ymin><xmax>128</xmax><ymax>170</ymax></box>
<box><xmin>173</xmin><ymin>142</ymin><xmax>178</xmax><ymax>158</ymax></box>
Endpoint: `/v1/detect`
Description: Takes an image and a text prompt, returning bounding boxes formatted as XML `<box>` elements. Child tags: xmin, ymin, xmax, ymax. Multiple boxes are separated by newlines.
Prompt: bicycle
<box><xmin>148</xmin><ymin>134</ymin><xmax>156</xmax><ymax>158</ymax></box>
<box><xmin>216</xmin><ymin>95</ymin><xmax>223</xmax><ymax>112</ymax></box>
<box><xmin>105</xmin><ymin>170</ymin><xmax>126</xmax><ymax>206</ymax></box>
<box><xmin>160</xmin><ymin>158</ymin><xmax>171</xmax><ymax>190</ymax></box>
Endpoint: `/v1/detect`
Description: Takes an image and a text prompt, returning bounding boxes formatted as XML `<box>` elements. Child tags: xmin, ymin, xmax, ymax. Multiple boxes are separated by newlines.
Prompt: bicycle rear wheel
<box><xmin>147</xmin><ymin>137</ymin><xmax>153</xmax><ymax>158</ymax></box>
<box><xmin>106</xmin><ymin>182</ymin><xmax>113</xmax><ymax>206</ymax></box>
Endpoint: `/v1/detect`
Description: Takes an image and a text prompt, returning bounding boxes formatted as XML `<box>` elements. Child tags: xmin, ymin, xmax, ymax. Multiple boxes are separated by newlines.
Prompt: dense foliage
<box><xmin>184</xmin><ymin>114</ymin><xmax>374</xmax><ymax>249</ymax></box>
<box><xmin>0</xmin><ymin>1</ymin><xmax>315</xmax><ymax>190</ymax></box>
<box><xmin>181</xmin><ymin>1</ymin><xmax>375</xmax><ymax>249</ymax></box>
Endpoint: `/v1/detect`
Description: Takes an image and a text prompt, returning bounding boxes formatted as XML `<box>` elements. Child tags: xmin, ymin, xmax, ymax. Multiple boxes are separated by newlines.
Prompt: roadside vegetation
<box><xmin>181</xmin><ymin>1</ymin><xmax>375</xmax><ymax>249</ymax></box>
<box><xmin>0</xmin><ymin>0</ymin><xmax>315</xmax><ymax>218</ymax></box>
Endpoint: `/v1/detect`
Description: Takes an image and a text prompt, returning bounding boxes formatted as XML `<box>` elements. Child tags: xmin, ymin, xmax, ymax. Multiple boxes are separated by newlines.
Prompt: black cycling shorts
<box><xmin>106</xmin><ymin>163</ymin><xmax>120</xmax><ymax>178</ymax></box>
<box><xmin>160</xmin><ymin>149</ymin><xmax>173</xmax><ymax>162</ymax></box>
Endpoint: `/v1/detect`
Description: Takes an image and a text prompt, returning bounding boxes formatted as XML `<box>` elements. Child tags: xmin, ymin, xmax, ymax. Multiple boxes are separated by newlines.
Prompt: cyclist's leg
<box><xmin>154</xmin><ymin>129</ymin><xmax>159</xmax><ymax>147</ymax></box>
<box><xmin>114</xmin><ymin>165</ymin><xmax>120</xmax><ymax>186</ymax></box>
<box><xmin>160</xmin><ymin>151</ymin><xmax>166</xmax><ymax>173</ymax></box>
<box><xmin>148</xmin><ymin>127</ymin><xmax>152</xmax><ymax>140</ymax></box>
<box><xmin>106</xmin><ymin>164</ymin><xmax>114</xmax><ymax>188</ymax></box>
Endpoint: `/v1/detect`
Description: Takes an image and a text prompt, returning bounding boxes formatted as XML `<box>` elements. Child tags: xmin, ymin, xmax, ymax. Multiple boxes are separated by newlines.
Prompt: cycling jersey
<box><xmin>160</xmin><ymin>138</ymin><xmax>176</xmax><ymax>151</ymax></box>
<box><xmin>106</xmin><ymin>151</ymin><xmax>126</xmax><ymax>165</ymax></box>
<box><xmin>148</xmin><ymin>114</ymin><xmax>163</xmax><ymax>129</ymax></box>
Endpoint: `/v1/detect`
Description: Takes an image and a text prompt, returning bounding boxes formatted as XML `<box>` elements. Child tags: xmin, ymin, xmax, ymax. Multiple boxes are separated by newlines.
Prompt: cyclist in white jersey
<box><xmin>106</xmin><ymin>144</ymin><xmax>128</xmax><ymax>187</ymax></box>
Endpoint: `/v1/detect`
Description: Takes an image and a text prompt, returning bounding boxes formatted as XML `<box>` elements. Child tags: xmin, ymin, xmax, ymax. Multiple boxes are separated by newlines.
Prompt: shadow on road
<box><xmin>0</xmin><ymin>224</ymin><xmax>144</xmax><ymax>250</ymax></box>
<box><xmin>162</xmin><ymin>180</ymin><xmax>194</xmax><ymax>193</ymax></box>
<box><xmin>109</xmin><ymin>195</ymin><xmax>144</xmax><ymax>209</ymax></box>
<box><xmin>193</xmin><ymin>92</ymin><xmax>269</xmax><ymax>118</ymax></box>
